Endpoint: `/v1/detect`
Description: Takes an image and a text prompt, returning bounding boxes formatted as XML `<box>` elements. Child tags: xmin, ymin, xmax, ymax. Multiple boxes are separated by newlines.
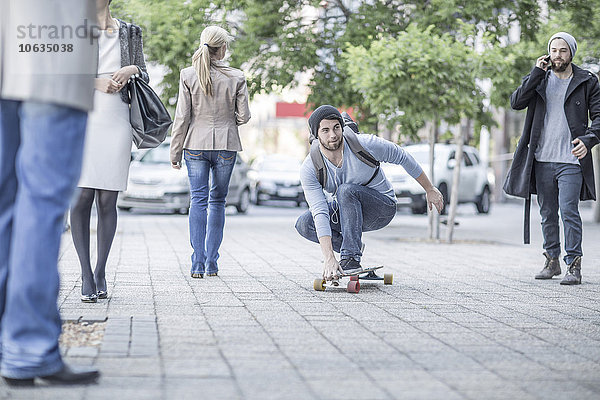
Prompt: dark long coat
<box><xmin>503</xmin><ymin>64</ymin><xmax>600</xmax><ymax>242</ymax></box>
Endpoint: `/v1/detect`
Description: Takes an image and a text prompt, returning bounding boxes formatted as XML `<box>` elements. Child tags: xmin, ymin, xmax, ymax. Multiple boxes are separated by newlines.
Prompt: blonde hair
<box><xmin>192</xmin><ymin>26</ymin><xmax>232</xmax><ymax>96</ymax></box>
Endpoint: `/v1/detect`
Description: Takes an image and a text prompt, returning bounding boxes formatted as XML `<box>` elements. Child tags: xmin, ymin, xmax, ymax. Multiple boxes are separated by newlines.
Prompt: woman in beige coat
<box><xmin>170</xmin><ymin>26</ymin><xmax>250</xmax><ymax>279</ymax></box>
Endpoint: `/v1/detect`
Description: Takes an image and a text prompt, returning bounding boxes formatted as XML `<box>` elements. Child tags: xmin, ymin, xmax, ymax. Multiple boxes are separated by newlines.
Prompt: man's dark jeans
<box><xmin>295</xmin><ymin>184</ymin><xmax>397</xmax><ymax>260</ymax></box>
<box><xmin>534</xmin><ymin>161</ymin><xmax>583</xmax><ymax>265</ymax></box>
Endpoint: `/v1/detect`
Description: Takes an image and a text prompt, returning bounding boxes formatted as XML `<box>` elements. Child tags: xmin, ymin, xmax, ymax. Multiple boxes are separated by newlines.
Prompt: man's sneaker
<box><xmin>535</xmin><ymin>252</ymin><xmax>561</xmax><ymax>279</ymax></box>
<box><xmin>340</xmin><ymin>258</ymin><xmax>363</xmax><ymax>275</ymax></box>
<box><xmin>560</xmin><ymin>256</ymin><xmax>582</xmax><ymax>285</ymax></box>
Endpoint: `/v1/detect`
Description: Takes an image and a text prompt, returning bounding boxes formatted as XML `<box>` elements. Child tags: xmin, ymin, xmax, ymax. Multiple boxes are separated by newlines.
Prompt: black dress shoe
<box><xmin>41</xmin><ymin>364</ymin><xmax>100</xmax><ymax>384</ymax></box>
<box><xmin>3</xmin><ymin>364</ymin><xmax>100</xmax><ymax>387</ymax></box>
<box><xmin>3</xmin><ymin>376</ymin><xmax>35</xmax><ymax>387</ymax></box>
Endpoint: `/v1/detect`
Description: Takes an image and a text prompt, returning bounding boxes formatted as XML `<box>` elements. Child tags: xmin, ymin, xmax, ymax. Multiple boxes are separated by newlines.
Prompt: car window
<box><xmin>463</xmin><ymin>152</ymin><xmax>473</xmax><ymax>167</ymax></box>
<box><xmin>470</xmin><ymin>151</ymin><xmax>480</xmax><ymax>165</ymax></box>
<box><xmin>449</xmin><ymin>150</ymin><xmax>476</xmax><ymax>166</ymax></box>
<box><xmin>140</xmin><ymin>145</ymin><xmax>170</xmax><ymax>164</ymax></box>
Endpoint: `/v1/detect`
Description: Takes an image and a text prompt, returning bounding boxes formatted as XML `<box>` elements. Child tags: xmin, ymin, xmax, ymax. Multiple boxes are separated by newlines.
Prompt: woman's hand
<box><xmin>111</xmin><ymin>65</ymin><xmax>139</xmax><ymax>87</ymax></box>
<box><xmin>95</xmin><ymin>77</ymin><xmax>121</xmax><ymax>94</ymax></box>
<box><xmin>171</xmin><ymin>162</ymin><xmax>181</xmax><ymax>170</ymax></box>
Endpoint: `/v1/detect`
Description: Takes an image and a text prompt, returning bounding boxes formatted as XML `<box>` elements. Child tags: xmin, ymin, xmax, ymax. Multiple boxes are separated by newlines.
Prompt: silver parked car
<box><xmin>248</xmin><ymin>154</ymin><xmax>305</xmax><ymax>207</ymax></box>
<box><xmin>117</xmin><ymin>139</ymin><xmax>251</xmax><ymax>214</ymax></box>
<box><xmin>381</xmin><ymin>143</ymin><xmax>493</xmax><ymax>215</ymax></box>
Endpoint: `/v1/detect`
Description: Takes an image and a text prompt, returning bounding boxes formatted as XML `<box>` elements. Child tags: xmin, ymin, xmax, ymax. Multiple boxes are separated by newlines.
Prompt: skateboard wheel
<box><xmin>313</xmin><ymin>278</ymin><xmax>326</xmax><ymax>291</ymax></box>
<box><xmin>349</xmin><ymin>275</ymin><xmax>359</xmax><ymax>281</ymax></box>
<box><xmin>384</xmin><ymin>273</ymin><xmax>393</xmax><ymax>285</ymax></box>
<box><xmin>347</xmin><ymin>280</ymin><xmax>360</xmax><ymax>293</ymax></box>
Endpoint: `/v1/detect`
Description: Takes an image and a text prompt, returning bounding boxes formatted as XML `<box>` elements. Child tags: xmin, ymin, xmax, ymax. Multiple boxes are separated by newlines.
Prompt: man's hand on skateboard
<box><xmin>323</xmin><ymin>255</ymin><xmax>342</xmax><ymax>281</ymax></box>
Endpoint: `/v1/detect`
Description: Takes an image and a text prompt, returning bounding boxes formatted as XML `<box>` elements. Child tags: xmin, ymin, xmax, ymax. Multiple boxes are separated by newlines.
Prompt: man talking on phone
<box><xmin>504</xmin><ymin>32</ymin><xmax>600</xmax><ymax>285</ymax></box>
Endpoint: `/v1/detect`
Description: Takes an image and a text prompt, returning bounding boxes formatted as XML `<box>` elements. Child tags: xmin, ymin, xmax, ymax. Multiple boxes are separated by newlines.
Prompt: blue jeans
<box><xmin>0</xmin><ymin>100</ymin><xmax>87</xmax><ymax>378</ymax></box>
<box><xmin>295</xmin><ymin>184</ymin><xmax>397</xmax><ymax>260</ymax></box>
<box><xmin>184</xmin><ymin>150</ymin><xmax>236</xmax><ymax>274</ymax></box>
<box><xmin>534</xmin><ymin>161</ymin><xmax>583</xmax><ymax>265</ymax></box>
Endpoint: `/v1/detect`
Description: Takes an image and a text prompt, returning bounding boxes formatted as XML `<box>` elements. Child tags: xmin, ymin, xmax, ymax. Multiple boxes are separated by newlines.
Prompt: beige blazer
<box><xmin>170</xmin><ymin>62</ymin><xmax>251</xmax><ymax>164</ymax></box>
<box><xmin>0</xmin><ymin>0</ymin><xmax>97</xmax><ymax>111</ymax></box>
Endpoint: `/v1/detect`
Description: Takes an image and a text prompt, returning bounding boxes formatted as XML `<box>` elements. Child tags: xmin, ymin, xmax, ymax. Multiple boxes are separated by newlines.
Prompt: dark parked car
<box><xmin>248</xmin><ymin>154</ymin><xmax>304</xmax><ymax>207</ymax></box>
<box><xmin>118</xmin><ymin>139</ymin><xmax>251</xmax><ymax>214</ymax></box>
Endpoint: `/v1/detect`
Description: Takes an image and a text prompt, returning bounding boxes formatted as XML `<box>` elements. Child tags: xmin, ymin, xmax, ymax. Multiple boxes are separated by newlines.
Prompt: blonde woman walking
<box><xmin>170</xmin><ymin>26</ymin><xmax>250</xmax><ymax>279</ymax></box>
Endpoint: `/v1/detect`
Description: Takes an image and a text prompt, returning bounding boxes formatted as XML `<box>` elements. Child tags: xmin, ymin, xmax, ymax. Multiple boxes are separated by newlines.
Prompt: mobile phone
<box><xmin>544</xmin><ymin>55</ymin><xmax>551</xmax><ymax>70</ymax></box>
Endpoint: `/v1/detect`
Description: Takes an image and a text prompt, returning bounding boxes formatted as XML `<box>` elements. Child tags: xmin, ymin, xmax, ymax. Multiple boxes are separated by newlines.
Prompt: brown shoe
<box><xmin>560</xmin><ymin>256</ymin><xmax>582</xmax><ymax>285</ymax></box>
<box><xmin>535</xmin><ymin>252</ymin><xmax>561</xmax><ymax>279</ymax></box>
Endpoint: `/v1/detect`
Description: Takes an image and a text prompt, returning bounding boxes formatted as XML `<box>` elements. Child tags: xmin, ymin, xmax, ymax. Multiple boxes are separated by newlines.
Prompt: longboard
<box><xmin>313</xmin><ymin>266</ymin><xmax>393</xmax><ymax>293</ymax></box>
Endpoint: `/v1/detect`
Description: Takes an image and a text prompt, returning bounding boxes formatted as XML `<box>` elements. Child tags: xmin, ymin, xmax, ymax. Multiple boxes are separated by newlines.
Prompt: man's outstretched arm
<box><xmin>415</xmin><ymin>172</ymin><xmax>444</xmax><ymax>213</ymax></box>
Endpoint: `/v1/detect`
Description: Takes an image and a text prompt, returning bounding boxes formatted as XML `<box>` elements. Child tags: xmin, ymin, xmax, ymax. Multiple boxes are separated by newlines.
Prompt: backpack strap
<box><xmin>310</xmin><ymin>140</ymin><xmax>327</xmax><ymax>187</ymax></box>
<box><xmin>342</xmin><ymin>127</ymin><xmax>379</xmax><ymax>169</ymax></box>
<box><xmin>343</xmin><ymin>127</ymin><xmax>380</xmax><ymax>185</ymax></box>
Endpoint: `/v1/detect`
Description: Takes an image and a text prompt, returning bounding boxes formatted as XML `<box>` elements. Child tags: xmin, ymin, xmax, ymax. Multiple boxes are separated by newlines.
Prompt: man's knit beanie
<box><xmin>308</xmin><ymin>105</ymin><xmax>344</xmax><ymax>143</ymax></box>
<box><xmin>548</xmin><ymin>32</ymin><xmax>577</xmax><ymax>59</ymax></box>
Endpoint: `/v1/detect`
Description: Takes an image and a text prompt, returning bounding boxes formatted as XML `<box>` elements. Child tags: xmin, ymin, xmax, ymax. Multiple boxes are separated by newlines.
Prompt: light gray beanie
<box><xmin>548</xmin><ymin>32</ymin><xmax>577</xmax><ymax>59</ymax></box>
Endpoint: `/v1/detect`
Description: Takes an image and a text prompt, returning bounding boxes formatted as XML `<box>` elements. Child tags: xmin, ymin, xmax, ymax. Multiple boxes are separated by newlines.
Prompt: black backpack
<box><xmin>309</xmin><ymin>112</ymin><xmax>380</xmax><ymax>188</ymax></box>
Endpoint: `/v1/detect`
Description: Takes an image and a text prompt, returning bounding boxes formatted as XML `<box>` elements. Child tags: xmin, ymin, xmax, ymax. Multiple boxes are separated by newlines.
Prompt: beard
<box><xmin>319</xmin><ymin>135</ymin><xmax>343</xmax><ymax>151</ymax></box>
<box><xmin>551</xmin><ymin>57</ymin><xmax>571</xmax><ymax>73</ymax></box>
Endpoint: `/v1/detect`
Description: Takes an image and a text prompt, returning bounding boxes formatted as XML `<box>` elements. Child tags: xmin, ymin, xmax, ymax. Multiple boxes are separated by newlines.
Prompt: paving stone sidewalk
<box><xmin>1</xmin><ymin>203</ymin><xmax>599</xmax><ymax>400</ymax></box>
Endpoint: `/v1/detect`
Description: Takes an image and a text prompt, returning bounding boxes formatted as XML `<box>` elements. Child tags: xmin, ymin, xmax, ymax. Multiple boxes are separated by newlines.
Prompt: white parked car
<box><xmin>381</xmin><ymin>143</ymin><xmax>492</xmax><ymax>214</ymax></box>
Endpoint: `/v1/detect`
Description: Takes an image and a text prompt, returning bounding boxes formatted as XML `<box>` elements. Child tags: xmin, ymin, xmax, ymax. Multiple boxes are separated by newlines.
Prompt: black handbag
<box><xmin>127</xmin><ymin>25</ymin><xmax>172</xmax><ymax>149</ymax></box>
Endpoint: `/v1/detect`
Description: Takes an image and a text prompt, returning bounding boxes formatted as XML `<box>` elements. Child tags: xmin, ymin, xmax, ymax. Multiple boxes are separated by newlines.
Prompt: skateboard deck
<box><xmin>340</xmin><ymin>265</ymin><xmax>383</xmax><ymax>277</ymax></box>
<box><xmin>313</xmin><ymin>266</ymin><xmax>393</xmax><ymax>293</ymax></box>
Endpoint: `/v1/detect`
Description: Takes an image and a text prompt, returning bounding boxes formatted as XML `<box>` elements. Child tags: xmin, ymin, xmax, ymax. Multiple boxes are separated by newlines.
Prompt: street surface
<box><xmin>2</xmin><ymin>201</ymin><xmax>599</xmax><ymax>399</ymax></box>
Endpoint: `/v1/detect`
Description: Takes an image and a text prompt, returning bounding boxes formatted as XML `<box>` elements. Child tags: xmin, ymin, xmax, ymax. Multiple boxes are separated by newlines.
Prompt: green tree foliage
<box><xmin>111</xmin><ymin>0</ymin><xmax>600</xmax><ymax>129</ymax></box>
<box><xmin>343</xmin><ymin>24</ymin><xmax>487</xmax><ymax>138</ymax></box>
<box><xmin>230</xmin><ymin>0</ymin><xmax>548</xmax><ymax>128</ymax></box>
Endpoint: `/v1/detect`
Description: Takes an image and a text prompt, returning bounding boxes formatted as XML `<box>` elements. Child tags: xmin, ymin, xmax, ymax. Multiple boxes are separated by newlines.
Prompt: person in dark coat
<box><xmin>504</xmin><ymin>32</ymin><xmax>600</xmax><ymax>285</ymax></box>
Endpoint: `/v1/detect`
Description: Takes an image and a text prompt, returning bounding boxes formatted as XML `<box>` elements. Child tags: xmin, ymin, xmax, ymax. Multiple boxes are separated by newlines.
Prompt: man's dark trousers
<box><xmin>534</xmin><ymin>161</ymin><xmax>583</xmax><ymax>265</ymax></box>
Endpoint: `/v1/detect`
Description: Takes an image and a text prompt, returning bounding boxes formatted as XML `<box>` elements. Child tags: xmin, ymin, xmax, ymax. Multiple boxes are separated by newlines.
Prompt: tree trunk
<box><xmin>446</xmin><ymin>120</ymin><xmax>468</xmax><ymax>243</ymax></box>
<box><xmin>428</xmin><ymin>118</ymin><xmax>439</xmax><ymax>240</ymax></box>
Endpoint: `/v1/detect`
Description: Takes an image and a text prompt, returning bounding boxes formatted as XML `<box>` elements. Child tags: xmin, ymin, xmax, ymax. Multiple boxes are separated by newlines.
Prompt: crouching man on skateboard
<box><xmin>295</xmin><ymin>105</ymin><xmax>444</xmax><ymax>281</ymax></box>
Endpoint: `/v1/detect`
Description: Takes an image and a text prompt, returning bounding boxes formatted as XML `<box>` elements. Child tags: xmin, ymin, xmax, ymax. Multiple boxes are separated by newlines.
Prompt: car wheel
<box><xmin>176</xmin><ymin>207</ymin><xmax>189</xmax><ymax>215</ymax></box>
<box><xmin>236</xmin><ymin>189</ymin><xmax>250</xmax><ymax>214</ymax></box>
<box><xmin>438</xmin><ymin>183</ymin><xmax>448</xmax><ymax>215</ymax></box>
<box><xmin>118</xmin><ymin>206</ymin><xmax>131</xmax><ymax>212</ymax></box>
<box><xmin>476</xmin><ymin>186</ymin><xmax>491</xmax><ymax>214</ymax></box>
